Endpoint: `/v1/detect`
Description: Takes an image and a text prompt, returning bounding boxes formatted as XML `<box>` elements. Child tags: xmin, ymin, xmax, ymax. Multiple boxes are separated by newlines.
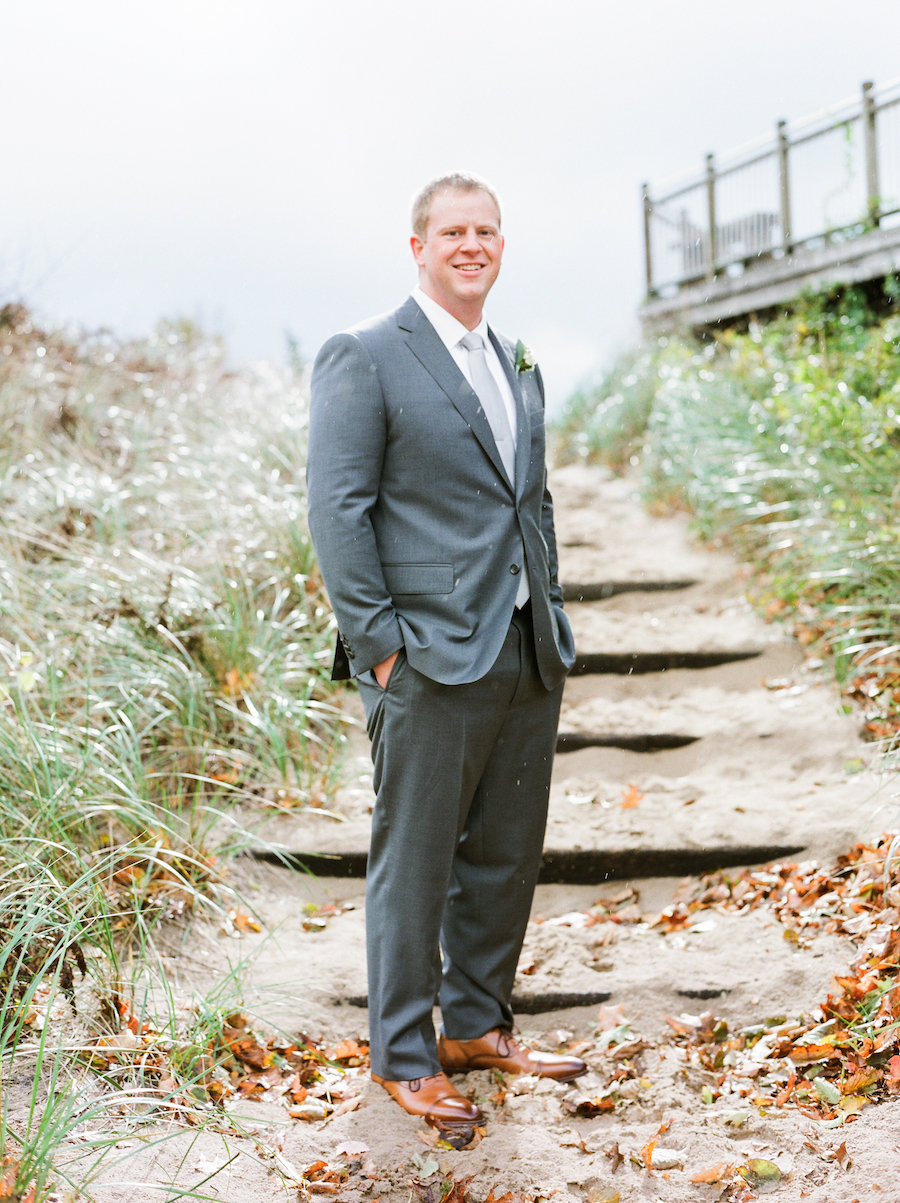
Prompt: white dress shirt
<box><xmin>412</xmin><ymin>287</ymin><xmax>517</xmax><ymax>443</ymax></box>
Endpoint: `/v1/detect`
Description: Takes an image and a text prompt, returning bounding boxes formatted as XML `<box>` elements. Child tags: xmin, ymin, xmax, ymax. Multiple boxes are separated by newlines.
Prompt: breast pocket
<box><xmin>382</xmin><ymin>563</ymin><xmax>454</xmax><ymax>595</ymax></box>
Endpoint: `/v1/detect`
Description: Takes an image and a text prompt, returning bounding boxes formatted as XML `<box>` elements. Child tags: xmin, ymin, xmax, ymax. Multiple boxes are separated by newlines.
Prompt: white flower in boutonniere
<box><xmin>514</xmin><ymin>339</ymin><xmax>537</xmax><ymax>374</ymax></box>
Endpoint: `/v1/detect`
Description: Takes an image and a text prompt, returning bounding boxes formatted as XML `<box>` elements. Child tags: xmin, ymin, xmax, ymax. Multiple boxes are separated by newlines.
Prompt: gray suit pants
<box><xmin>357</xmin><ymin>604</ymin><xmax>563</xmax><ymax>1081</ymax></box>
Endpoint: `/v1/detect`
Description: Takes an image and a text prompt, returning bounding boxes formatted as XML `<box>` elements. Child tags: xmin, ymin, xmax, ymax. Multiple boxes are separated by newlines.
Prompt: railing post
<box><xmin>777</xmin><ymin>120</ymin><xmax>792</xmax><ymax>253</ymax></box>
<box><xmin>641</xmin><ymin>183</ymin><xmax>653</xmax><ymax>296</ymax></box>
<box><xmin>863</xmin><ymin>80</ymin><xmax>880</xmax><ymax>227</ymax></box>
<box><xmin>705</xmin><ymin>152</ymin><xmax>717</xmax><ymax>280</ymax></box>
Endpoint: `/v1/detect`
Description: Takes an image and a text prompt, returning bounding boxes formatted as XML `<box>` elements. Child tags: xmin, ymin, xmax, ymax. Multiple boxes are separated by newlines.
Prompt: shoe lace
<box><xmin>495</xmin><ymin>1031</ymin><xmax>521</xmax><ymax>1059</ymax></box>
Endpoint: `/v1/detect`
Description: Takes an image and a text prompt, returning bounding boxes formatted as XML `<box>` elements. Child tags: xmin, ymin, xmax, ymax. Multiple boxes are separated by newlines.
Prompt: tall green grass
<box><xmin>0</xmin><ymin>303</ymin><xmax>343</xmax><ymax>1198</ymax></box>
<box><xmin>554</xmin><ymin>286</ymin><xmax>900</xmax><ymax>734</ymax></box>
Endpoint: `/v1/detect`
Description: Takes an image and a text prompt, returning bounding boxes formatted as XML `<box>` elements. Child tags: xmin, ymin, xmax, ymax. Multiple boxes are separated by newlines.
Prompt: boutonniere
<box><xmin>514</xmin><ymin>339</ymin><xmax>536</xmax><ymax>374</ymax></box>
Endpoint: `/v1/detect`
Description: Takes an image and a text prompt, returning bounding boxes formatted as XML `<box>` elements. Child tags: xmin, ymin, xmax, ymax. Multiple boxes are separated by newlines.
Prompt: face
<box><xmin>411</xmin><ymin>188</ymin><xmax>504</xmax><ymax>325</ymax></box>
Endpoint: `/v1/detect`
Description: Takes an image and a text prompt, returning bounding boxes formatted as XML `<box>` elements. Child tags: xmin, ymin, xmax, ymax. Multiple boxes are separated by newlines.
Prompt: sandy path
<box><xmin>92</xmin><ymin>465</ymin><xmax>900</xmax><ymax>1202</ymax></box>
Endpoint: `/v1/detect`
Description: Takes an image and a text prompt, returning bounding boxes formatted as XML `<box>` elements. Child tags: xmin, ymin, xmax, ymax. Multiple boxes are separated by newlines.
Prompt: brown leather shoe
<box><xmin>438</xmin><ymin>1028</ymin><xmax>587</xmax><ymax>1081</ymax></box>
<box><xmin>371</xmin><ymin>1071</ymin><xmax>483</xmax><ymax>1129</ymax></box>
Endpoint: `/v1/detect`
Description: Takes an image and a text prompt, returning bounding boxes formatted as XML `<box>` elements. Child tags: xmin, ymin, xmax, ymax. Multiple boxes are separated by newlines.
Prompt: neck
<box><xmin>418</xmin><ymin>280</ymin><xmax>483</xmax><ymax>330</ymax></box>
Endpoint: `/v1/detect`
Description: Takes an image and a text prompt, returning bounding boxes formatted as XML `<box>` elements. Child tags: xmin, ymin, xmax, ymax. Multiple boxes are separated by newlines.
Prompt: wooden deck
<box><xmin>640</xmin><ymin>78</ymin><xmax>900</xmax><ymax>332</ymax></box>
<box><xmin>640</xmin><ymin>220</ymin><xmax>900</xmax><ymax>332</ymax></box>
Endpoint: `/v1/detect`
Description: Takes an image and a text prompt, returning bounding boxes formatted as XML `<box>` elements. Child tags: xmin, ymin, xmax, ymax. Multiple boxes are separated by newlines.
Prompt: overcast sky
<box><xmin>4</xmin><ymin>1</ymin><xmax>900</xmax><ymax>410</ymax></box>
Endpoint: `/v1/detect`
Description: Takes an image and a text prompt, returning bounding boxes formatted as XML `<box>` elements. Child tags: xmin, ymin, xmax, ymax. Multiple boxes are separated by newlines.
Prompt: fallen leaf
<box><xmin>885</xmin><ymin>1054</ymin><xmax>900</xmax><ymax>1092</ymax></box>
<box><xmin>596</xmin><ymin>1003</ymin><xmax>627</xmax><ymax>1031</ymax></box>
<box><xmin>651</xmin><ymin>1148</ymin><xmax>686</xmax><ymax>1170</ymax></box>
<box><xmin>838</xmin><ymin>1093</ymin><xmax>869</xmax><ymax>1115</ymax></box>
<box><xmin>775</xmin><ymin>1070</ymin><xmax>797</xmax><ymax>1106</ymax></box>
<box><xmin>738</xmin><ymin>1158</ymin><xmax>782</xmax><ymax>1193</ymax></box>
<box><xmin>604</xmin><ymin>1142</ymin><xmax>621</xmax><ymax>1173</ymax></box>
<box><xmin>559</xmin><ymin>1131</ymin><xmax>588</xmax><ymax>1152</ymax></box>
<box><xmin>640</xmin><ymin>1137</ymin><xmax>657</xmax><ymax>1171</ymax></box>
<box><xmin>193</xmin><ymin>1159</ymin><xmax>231</xmax><ymax>1175</ymax></box>
<box><xmin>813</xmin><ymin>1076</ymin><xmax>841</xmax><ymax>1107</ymax></box>
<box><xmin>442</xmin><ymin>1175</ymin><xmax>474</xmax><ymax>1203</ymax></box>
<box><xmin>828</xmin><ymin>1141</ymin><xmax>852</xmax><ymax>1170</ymax></box>
<box><xmin>411</xmin><ymin>1153</ymin><xmax>439</xmax><ymax>1179</ymax></box>
<box><xmin>690</xmin><ymin>1163</ymin><xmax>732</xmax><ymax>1183</ymax></box>
<box><xmin>327</xmin><ymin>1038</ymin><xmax>368</xmax><ymax>1062</ymax></box>
<box><xmin>620</xmin><ymin>784</ymin><xmax>644</xmax><ymax>809</ymax></box>
<box><xmin>272</xmin><ymin>1152</ymin><xmax>307</xmax><ymax>1185</ymax></box>
<box><xmin>334</xmin><ymin>1141</ymin><xmax>369</xmax><ymax>1159</ymax></box>
<box><xmin>720</xmin><ymin>1110</ymin><xmax>750</xmax><ymax>1127</ymax></box>
<box><xmin>224</xmin><ymin>667</ymin><xmax>255</xmax><ymax>695</ymax></box>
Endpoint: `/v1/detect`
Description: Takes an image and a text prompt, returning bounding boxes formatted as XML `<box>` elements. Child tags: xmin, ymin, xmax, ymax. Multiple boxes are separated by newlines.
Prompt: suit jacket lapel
<box><xmin>490</xmin><ymin>328</ymin><xmax>531</xmax><ymax>501</ymax></box>
<box><xmin>397</xmin><ymin>298</ymin><xmax>513</xmax><ymax>491</ymax></box>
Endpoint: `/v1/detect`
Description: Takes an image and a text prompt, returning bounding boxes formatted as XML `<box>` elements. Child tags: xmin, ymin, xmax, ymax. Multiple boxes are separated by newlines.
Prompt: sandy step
<box><xmin>562</xmin><ymin>578</ymin><xmax>697</xmax><ymax>601</ymax></box>
<box><xmin>566</xmin><ymin>596</ymin><xmax>774</xmax><ymax>656</ymax></box>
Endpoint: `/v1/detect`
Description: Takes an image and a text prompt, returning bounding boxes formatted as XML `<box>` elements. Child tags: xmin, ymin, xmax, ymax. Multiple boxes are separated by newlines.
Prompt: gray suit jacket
<box><xmin>306</xmin><ymin>295</ymin><xmax>575</xmax><ymax>690</ymax></box>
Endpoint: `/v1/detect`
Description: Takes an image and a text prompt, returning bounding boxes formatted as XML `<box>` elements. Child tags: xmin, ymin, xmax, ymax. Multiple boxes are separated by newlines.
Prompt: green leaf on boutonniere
<box><xmin>515</xmin><ymin>339</ymin><xmax>537</xmax><ymax>374</ymax></box>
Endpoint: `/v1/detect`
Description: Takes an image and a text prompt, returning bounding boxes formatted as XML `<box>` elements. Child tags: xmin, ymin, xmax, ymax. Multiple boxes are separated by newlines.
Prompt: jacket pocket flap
<box><xmin>382</xmin><ymin>563</ymin><xmax>454</xmax><ymax>595</ymax></box>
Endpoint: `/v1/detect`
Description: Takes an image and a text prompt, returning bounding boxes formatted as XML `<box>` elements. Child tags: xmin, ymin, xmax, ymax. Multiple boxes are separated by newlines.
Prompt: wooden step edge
<box><xmin>571</xmin><ymin>649</ymin><xmax>763</xmax><ymax>676</ymax></box>
<box><xmin>244</xmin><ymin>843</ymin><xmax>805</xmax><ymax>884</ymax></box>
<box><xmin>337</xmin><ymin>987</ymin><xmax>731</xmax><ymax>1012</ymax></box>
<box><xmin>563</xmin><ymin>579</ymin><xmax>699</xmax><ymax>602</ymax></box>
<box><xmin>338</xmin><ymin>991</ymin><xmax>613</xmax><ymax>1014</ymax></box>
<box><xmin>556</xmin><ymin>732</ymin><xmax>699</xmax><ymax>753</ymax></box>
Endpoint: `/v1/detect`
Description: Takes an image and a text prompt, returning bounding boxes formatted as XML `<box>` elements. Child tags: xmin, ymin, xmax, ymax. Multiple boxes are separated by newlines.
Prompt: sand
<box><xmin>84</xmin><ymin>465</ymin><xmax>900</xmax><ymax>1202</ymax></box>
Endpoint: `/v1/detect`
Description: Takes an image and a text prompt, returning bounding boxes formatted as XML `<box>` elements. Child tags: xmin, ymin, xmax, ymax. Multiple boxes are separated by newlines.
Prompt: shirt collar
<box><xmin>412</xmin><ymin>286</ymin><xmax>490</xmax><ymax>353</ymax></box>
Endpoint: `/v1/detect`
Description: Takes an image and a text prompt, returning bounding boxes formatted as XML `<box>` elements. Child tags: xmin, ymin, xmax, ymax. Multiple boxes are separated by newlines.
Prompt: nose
<box><xmin>459</xmin><ymin>225</ymin><xmax>482</xmax><ymax>253</ymax></box>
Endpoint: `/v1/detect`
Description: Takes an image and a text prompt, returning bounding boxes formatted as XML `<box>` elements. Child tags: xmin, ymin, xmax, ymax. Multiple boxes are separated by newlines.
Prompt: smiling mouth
<box><xmin>454</xmin><ymin>264</ymin><xmax>485</xmax><ymax>272</ymax></box>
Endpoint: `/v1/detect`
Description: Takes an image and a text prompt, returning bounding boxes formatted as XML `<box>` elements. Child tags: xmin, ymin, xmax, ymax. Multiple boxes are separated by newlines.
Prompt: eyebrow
<box><xmin>437</xmin><ymin>222</ymin><xmax>500</xmax><ymax>234</ymax></box>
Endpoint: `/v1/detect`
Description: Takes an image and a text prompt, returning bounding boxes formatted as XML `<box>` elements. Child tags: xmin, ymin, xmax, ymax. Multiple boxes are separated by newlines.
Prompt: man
<box><xmin>307</xmin><ymin>172</ymin><xmax>584</xmax><ymax>1137</ymax></box>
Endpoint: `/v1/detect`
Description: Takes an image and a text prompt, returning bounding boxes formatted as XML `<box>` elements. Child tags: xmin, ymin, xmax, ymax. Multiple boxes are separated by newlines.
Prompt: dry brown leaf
<box><xmin>827</xmin><ymin>1141</ymin><xmax>852</xmax><ymax>1170</ymax></box>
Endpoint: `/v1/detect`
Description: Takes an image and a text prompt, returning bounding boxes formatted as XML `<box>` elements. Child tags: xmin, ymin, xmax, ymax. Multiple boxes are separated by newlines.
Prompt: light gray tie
<box><xmin>460</xmin><ymin>332</ymin><xmax>529</xmax><ymax>608</ymax></box>
<box><xmin>460</xmin><ymin>331</ymin><xmax>516</xmax><ymax>484</ymax></box>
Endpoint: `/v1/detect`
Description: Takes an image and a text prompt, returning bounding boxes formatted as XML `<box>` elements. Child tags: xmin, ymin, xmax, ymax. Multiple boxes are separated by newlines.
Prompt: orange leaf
<box><xmin>327</xmin><ymin>1038</ymin><xmax>369</xmax><ymax>1062</ymax></box>
<box><xmin>229</xmin><ymin>909</ymin><xmax>262</xmax><ymax>933</ymax></box>
<box><xmin>621</xmin><ymin>784</ymin><xmax>644</xmax><ymax>809</ymax></box>
<box><xmin>690</xmin><ymin>1163</ymin><xmax>731</xmax><ymax>1184</ymax></box>
<box><xmin>885</xmin><ymin>1054</ymin><xmax>900</xmax><ymax>1093</ymax></box>
<box><xmin>640</xmin><ymin>1137</ymin><xmax>657</xmax><ymax>1170</ymax></box>
<box><xmin>224</xmin><ymin>668</ymin><xmax>255</xmax><ymax>696</ymax></box>
<box><xmin>775</xmin><ymin>1070</ymin><xmax>796</xmax><ymax>1106</ymax></box>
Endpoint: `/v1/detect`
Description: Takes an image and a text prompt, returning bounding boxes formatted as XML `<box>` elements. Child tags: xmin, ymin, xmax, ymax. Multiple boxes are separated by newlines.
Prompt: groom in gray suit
<box><xmin>307</xmin><ymin>173</ymin><xmax>585</xmax><ymax>1136</ymax></box>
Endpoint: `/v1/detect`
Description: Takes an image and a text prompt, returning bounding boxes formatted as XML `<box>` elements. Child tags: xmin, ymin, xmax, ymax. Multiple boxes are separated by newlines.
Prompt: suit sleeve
<box><xmin>535</xmin><ymin>364</ymin><xmax>565</xmax><ymax>610</ymax></box>
<box><xmin>306</xmin><ymin>332</ymin><xmax>403</xmax><ymax>677</ymax></box>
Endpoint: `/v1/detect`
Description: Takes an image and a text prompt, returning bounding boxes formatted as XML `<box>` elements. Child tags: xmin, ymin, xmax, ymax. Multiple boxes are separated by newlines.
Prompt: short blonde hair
<box><xmin>411</xmin><ymin>172</ymin><xmax>502</xmax><ymax>239</ymax></box>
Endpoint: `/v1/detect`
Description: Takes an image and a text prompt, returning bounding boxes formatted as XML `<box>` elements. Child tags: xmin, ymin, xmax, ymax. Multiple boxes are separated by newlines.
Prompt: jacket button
<box><xmin>510</xmin><ymin>563</ymin><xmax>520</xmax><ymax>575</ymax></box>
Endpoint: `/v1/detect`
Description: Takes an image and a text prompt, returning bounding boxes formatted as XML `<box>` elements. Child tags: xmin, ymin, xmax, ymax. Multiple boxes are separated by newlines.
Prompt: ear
<box><xmin>410</xmin><ymin>234</ymin><xmax>425</xmax><ymax>267</ymax></box>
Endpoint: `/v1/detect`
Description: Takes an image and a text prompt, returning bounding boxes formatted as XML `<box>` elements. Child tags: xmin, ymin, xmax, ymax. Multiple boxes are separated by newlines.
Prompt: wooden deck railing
<box><xmin>643</xmin><ymin>78</ymin><xmax>900</xmax><ymax>299</ymax></box>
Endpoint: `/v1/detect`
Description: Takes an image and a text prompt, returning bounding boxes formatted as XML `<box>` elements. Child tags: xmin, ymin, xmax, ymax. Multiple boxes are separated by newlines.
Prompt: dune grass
<box><xmin>554</xmin><ymin>285</ymin><xmax>900</xmax><ymax>744</ymax></box>
<box><xmin>0</xmin><ymin>303</ymin><xmax>344</xmax><ymax>1198</ymax></box>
